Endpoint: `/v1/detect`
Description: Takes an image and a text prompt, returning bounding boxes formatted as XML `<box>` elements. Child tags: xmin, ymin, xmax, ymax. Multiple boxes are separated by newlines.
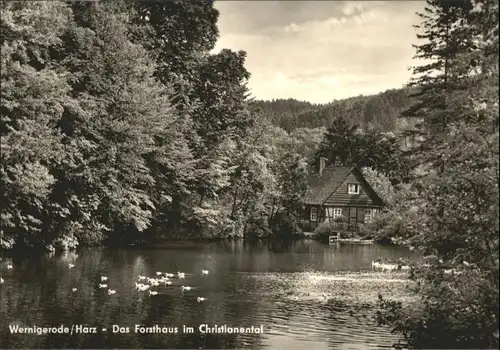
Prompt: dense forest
<box><xmin>0</xmin><ymin>0</ymin><xmax>307</xmax><ymax>250</ymax></box>
<box><xmin>251</xmin><ymin>87</ymin><xmax>416</xmax><ymax>132</ymax></box>
<box><xmin>0</xmin><ymin>0</ymin><xmax>417</xmax><ymax>252</ymax></box>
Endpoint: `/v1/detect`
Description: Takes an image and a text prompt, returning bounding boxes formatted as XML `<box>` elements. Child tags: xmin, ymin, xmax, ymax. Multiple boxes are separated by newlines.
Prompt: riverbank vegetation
<box><xmin>372</xmin><ymin>0</ymin><xmax>499</xmax><ymax>348</ymax></box>
<box><xmin>0</xmin><ymin>0</ymin><xmax>428</xmax><ymax>252</ymax></box>
<box><xmin>0</xmin><ymin>0</ymin><xmax>319</xmax><ymax>250</ymax></box>
<box><xmin>0</xmin><ymin>0</ymin><xmax>419</xmax><ymax>251</ymax></box>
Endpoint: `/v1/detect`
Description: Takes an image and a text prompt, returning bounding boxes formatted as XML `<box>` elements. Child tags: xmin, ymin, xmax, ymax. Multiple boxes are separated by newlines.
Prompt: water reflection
<box><xmin>0</xmin><ymin>240</ymin><xmax>417</xmax><ymax>349</ymax></box>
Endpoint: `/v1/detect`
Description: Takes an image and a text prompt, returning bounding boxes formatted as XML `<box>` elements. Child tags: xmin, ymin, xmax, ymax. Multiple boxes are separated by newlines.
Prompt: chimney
<box><xmin>316</xmin><ymin>157</ymin><xmax>327</xmax><ymax>175</ymax></box>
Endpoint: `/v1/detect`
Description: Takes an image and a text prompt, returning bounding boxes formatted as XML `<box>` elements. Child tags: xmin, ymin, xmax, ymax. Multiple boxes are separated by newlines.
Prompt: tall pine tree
<box><xmin>377</xmin><ymin>0</ymin><xmax>499</xmax><ymax>347</ymax></box>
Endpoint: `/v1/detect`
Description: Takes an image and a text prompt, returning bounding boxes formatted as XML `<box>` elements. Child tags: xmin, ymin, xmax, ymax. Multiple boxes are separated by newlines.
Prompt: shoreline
<box><xmin>0</xmin><ymin>235</ymin><xmax>400</xmax><ymax>255</ymax></box>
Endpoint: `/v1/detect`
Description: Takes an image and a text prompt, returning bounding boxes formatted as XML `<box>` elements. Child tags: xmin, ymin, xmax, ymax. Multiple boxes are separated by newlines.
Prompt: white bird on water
<box><xmin>72</xmin><ymin>288</ymin><xmax>77</xmax><ymax>292</ymax></box>
<box><xmin>1</xmin><ymin>277</ymin><xmax>4</xmax><ymax>284</ymax></box>
<box><xmin>380</xmin><ymin>263</ymin><xmax>398</xmax><ymax>272</ymax></box>
<box><xmin>197</xmin><ymin>297</ymin><xmax>206</xmax><ymax>302</ymax></box>
<box><xmin>7</xmin><ymin>264</ymin><xmax>13</xmax><ymax>270</ymax></box>
<box><xmin>156</xmin><ymin>272</ymin><xmax>163</xmax><ymax>276</ymax></box>
<box><xmin>101</xmin><ymin>276</ymin><xmax>108</xmax><ymax>281</ymax></box>
<box><xmin>372</xmin><ymin>260</ymin><xmax>399</xmax><ymax>272</ymax></box>
<box><xmin>165</xmin><ymin>273</ymin><xmax>175</xmax><ymax>278</ymax></box>
<box><xmin>68</xmin><ymin>264</ymin><xmax>75</xmax><ymax>269</ymax></box>
<box><xmin>201</xmin><ymin>269</ymin><xmax>209</xmax><ymax>275</ymax></box>
<box><xmin>98</xmin><ymin>283</ymin><xmax>108</xmax><ymax>288</ymax></box>
<box><xmin>137</xmin><ymin>275</ymin><xmax>147</xmax><ymax>281</ymax></box>
<box><xmin>135</xmin><ymin>283</ymin><xmax>150</xmax><ymax>291</ymax></box>
<box><xmin>164</xmin><ymin>280</ymin><xmax>172</xmax><ymax>286</ymax></box>
<box><xmin>181</xmin><ymin>286</ymin><xmax>192</xmax><ymax>291</ymax></box>
<box><xmin>107</xmin><ymin>289</ymin><xmax>116</xmax><ymax>295</ymax></box>
<box><xmin>177</xmin><ymin>272</ymin><xmax>185</xmax><ymax>279</ymax></box>
<box><xmin>149</xmin><ymin>290</ymin><xmax>158</xmax><ymax>296</ymax></box>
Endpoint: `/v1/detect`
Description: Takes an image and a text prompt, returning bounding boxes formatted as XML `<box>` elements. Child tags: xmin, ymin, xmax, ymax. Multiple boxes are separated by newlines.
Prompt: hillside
<box><xmin>250</xmin><ymin>87</ymin><xmax>415</xmax><ymax>133</ymax></box>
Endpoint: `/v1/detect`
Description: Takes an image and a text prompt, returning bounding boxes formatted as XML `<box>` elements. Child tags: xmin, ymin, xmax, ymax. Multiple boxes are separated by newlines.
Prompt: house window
<box><xmin>364</xmin><ymin>209</ymin><xmax>373</xmax><ymax>222</ymax></box>
<box><xmin>325</xmin><ymin>207</ymin><xmax>342</xmax><ymax>219</ymax></box>
<box><xmin>310</xmin><ymin>207</ymin><xmax>318</xmax><ymax>222</ymax></box>
<box><xmin>348</xmin><ymin>183</ymin><xmax>359</xmax><ymax>194</ymax></box>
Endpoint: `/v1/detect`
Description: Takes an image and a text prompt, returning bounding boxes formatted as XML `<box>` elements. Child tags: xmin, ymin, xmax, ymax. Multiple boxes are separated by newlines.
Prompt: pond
<box><xmin>0</xmin><ymin>240</ymin><xmax>419</xmax><ymax>349</ymax></box>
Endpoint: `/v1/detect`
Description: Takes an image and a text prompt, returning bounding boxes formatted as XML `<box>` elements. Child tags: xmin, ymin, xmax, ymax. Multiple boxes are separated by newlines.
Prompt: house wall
<box><xmin>301</xmin><ymin>204</ymin><xmax>380</xmax><ymax>232</ymax></box>
<box><xmin>301</xmin><ymin>204</ymin><xmax>324</xmax><ymax>231</ymax></box>
<box><xmin>319</xmin><ymin>206</ymin><xmax>380</xmax><ymax>232</ymax></box>
<box><xmin>357</xmin><ymin>207</ymin><xmax>364</xmax><ymax>222</ymax></box>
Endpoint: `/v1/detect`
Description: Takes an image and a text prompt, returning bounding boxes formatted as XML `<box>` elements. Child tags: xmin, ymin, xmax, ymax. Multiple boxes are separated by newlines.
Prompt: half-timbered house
<box><xmin>300</xmin><ymin>157</ymin><xmax>384</xmax><ymax>232</ymax></box>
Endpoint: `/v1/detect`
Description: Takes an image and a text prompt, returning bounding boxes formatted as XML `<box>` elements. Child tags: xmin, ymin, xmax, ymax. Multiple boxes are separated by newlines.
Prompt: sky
<box><xmin>212</xmin><ymin>1</ymin><xmax>426</xmax><ymax>104</ymax></box>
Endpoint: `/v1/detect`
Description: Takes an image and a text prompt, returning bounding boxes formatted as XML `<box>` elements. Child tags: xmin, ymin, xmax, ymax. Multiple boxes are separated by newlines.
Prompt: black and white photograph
<box><xmin>0</xmin><ymin>0</ymin><xmax>498</xmax><ymax>349</ymax></box>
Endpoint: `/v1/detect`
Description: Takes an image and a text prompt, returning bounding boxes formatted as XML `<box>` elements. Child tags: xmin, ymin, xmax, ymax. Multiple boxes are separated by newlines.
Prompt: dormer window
<box><xmin>347</xmin><ymin>183</ymin><xmax>359</xmax><ymax>194</ymax></box>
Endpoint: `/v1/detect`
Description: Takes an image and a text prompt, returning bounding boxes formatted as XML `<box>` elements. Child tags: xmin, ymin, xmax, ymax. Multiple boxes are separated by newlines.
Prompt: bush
<box><xmin>377</xmin><ymin>268</ymin><xmax>499</xmax><ymax>348</ymax></box>
<box><xmin>362</xmin><ymin>211</ymin><xmax>403</xmax><ymax>242</ymax></box>
<box><xmin>245</xmin><ymin>215</ymin><xmax>272</xmax><ymax>239</ymax></box>
<box><xmin>313</xmin><ymin>220</ymin><xmax>333</xmax><ymax>235</ymax></box>
<box><xmin>268</xmin><ymin>212</ymin><xmax>303</xmax><ymax>239</ymax></box>
<box><xmin>313</xmin><ymin>216</ymin><xmax>348</xmax><ymax>235</ymax></box>
<box><xmin>53</xmin><ymin>234</ymin><xmax>78</xmax><ymax>251</ymax></box>
<box><xmin>73</xmin><ymin>222</ymin><xmax>107</xmax><ymax>246</ymax></box>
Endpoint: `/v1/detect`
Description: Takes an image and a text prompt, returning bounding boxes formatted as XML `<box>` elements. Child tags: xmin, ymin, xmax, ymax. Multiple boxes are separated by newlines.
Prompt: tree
<box><xmin>190</xmin><ymin>49</ymin><xmax>253</xmax><ymax>150</ymax></box>
<box><xmin>131</xmin><ymin>1</ymin><xmax>253</xmax><ymax>151</ymax></box>
<box><xmin>315</xmin><ymin>117</ymin><xmax>406</xmax><ymax>177</ymax></box>
<box><xmin>132</xmin><ymin>0</ymin><xmax>219</xmax><ymax>86</ymax></box>
<box><xmin>376</xmin><ymin>0</ymin><xmax>499</xmax><ymax>347</ymax></box>
<box><xmin>54</xmin><ymin>1</ymin><xmax>190</xmax><ymax>244</ymax></box>
<box><xmin>403</xmin><ymin>0</ymin><xmax>475</xmax><ymax>173</ymax></box>
<box><xmin>0</xmin><ymin>1</ymin><xmax>74</xmax><ymax>248</ymax></box>
<box><xmin>315</xmin><ymin>117</ymin><xmax>360</xmax><ymax>166</ymax></box>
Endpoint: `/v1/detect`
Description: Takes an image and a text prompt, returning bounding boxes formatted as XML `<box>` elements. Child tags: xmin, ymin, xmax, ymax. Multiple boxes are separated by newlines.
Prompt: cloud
<box><xmin>213</xmin><ymin>1</ymin><xmax>426</xmax><ymax>103</ymax></box>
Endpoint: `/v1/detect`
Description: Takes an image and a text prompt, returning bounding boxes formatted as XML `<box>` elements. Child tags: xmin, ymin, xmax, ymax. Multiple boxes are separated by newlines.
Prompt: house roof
<box><xmin>303</xmin><ymin>166</ymin><xmax>355</xmax><ymax>205</ymax></box>
<box><xmin>303</xmin><ymin>165</ymin><xmax>385</xmax><ymax>206</ymax></box>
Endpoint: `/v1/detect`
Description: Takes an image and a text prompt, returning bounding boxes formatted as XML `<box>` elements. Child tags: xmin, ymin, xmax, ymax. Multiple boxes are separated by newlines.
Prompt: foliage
<box><xmin>132</xmin><ymin>1</ymin><xmax>252</xmax><ymax>150</ymax></box>
<box><xmin>53</xmin><ymin>232</ymin><xmax>79</xmax><ymax>251</ymax></box>
<box><xmin>376</xmin><ymin>0</ymin><xmax>499</xmax><ymax>348</ymax></box>
<box><xmin>0</xmin><ymin>1</ymin><xmax>74</xmax><ymax>248</ymax></box>
<box><xmin>360</xmin><ymin>168</ymin><xmax>423</xmax><ymax>243</ymax></box>
<box><xmin>59</xmin><ymin>2</ymin><xmax>191</xmax><ymax>244</ymax></box>
<box><xmin>314</xmin><ymin>117</ymin><xmax>408</xmax><ymax>178</ymax></box>
<box><xmin>361</xmin><ymin>167</ymin><xmax>396</xmax><ymax>206</ymax></box>
<box><xmin>313</xmin><ymin>216</ymin><xmax>348</xmax><ymax>235</ymax></box>
<box><xmin>0</xmin><ymin>0</ymin><xmax>312</xmax><ymax>248</ymax></box>
<box><xmin>1</xmin><ymin>0</ymin><xmax>427</xmax><ymax>249</ymax></box>
<box><xmin>269</xmin><ymin>211</ymin><xmax>303</xmax><ymax>239</ymax></box>
<box><xmin>251</xmin><ymin>88</ymin><xmax>415</xmax><ymax>133</ymax></box>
